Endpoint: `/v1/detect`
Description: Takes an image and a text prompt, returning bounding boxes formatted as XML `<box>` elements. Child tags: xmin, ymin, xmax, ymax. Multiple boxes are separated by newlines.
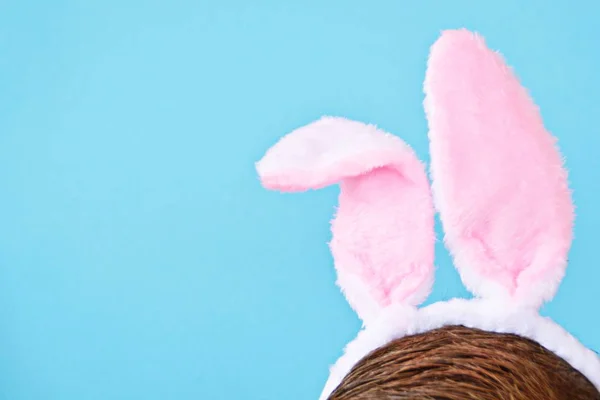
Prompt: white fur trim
<box><xmin>320</xmin><ymin>299</ymin><xmax>600</xmax><ymax>399</ymax></box>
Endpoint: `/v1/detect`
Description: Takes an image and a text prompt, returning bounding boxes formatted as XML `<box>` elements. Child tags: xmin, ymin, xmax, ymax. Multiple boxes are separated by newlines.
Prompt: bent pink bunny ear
<box><xmin>257</xmin><ymin>117</ymin><xmax>435</xmax><ymax>325</ymax></box>
<box><xmin>424</xmin><ymin>29</ymin><xmax>574</xmax><ymax>309</ymax></box>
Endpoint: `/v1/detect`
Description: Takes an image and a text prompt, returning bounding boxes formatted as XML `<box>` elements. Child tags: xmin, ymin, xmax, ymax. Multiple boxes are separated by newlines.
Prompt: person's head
<box><xmin>257</xmin><ymin>29</ymin><xmax>600</xmax><ymax>399</ymax></box>
<box><xmin>329</xmin><ymin>325</ymin><xmax>600</xmax><ymax>400</ymax></box>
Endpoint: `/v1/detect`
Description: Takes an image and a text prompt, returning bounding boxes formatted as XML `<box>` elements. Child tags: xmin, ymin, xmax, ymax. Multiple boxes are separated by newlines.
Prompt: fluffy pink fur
<box><xmin>424</xmin><ymin>29</ymin><xmax>574</xmax><ymax>308</ymax></box>
<box><xmin>256</xmin><ymin>31</ymin><xmax>599</xmax><ymax>398</ymax></box>
<box><xmin>257</xmin><ymin>117</ymin><xmax>435</xmax><ymax>325</ymax></box>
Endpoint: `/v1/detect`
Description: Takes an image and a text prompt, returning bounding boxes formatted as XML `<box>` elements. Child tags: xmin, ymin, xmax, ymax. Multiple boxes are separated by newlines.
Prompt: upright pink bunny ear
<box><xmin>424</xmin><ymin>30</ymin><xmax>574</xmax><ymax>308</ymax></box>
<box><xmin>257</xmin><ymin>117</ymin><xmax>435</xmax><ymax>325</ymax></box>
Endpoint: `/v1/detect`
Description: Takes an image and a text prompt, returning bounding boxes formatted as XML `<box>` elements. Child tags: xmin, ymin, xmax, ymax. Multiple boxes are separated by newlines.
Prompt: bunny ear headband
<box><xmin>256</xmin><ymin>29</ymin><xmax>600</xmax><ymax>398</ymax></box>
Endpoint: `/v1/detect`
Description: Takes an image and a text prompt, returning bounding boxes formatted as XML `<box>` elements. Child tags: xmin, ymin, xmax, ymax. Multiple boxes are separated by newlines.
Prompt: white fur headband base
<box><xmin>319</xmin><ymin>299</ymin><xmax>600</xmax><ymax>399</ymax></box>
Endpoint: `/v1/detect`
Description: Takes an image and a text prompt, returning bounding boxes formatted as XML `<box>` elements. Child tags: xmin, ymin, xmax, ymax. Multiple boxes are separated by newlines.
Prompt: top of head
<box><xmin>256</xmin><ymin>29</ymin><xmax>600</xmax><ymax>398</ymax></box>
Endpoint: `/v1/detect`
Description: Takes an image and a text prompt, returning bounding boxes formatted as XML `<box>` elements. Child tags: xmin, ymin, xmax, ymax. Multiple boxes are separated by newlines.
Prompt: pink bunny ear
<box><xmin>257</xmin><ymin>117</ymin><xmax>435</xmax><ymax>325</ymax></box>
<box><xmin>424</xmin><ymin>29</ymin><xmax>574</xmax><ymax>308</ymax></box>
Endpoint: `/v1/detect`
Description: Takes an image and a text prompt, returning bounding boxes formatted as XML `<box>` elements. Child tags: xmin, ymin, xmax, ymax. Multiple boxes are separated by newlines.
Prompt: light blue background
<box><xmin>1</xmin><ymin>1</ymin><xmax>598</xmax><ymax>399</ymax></box>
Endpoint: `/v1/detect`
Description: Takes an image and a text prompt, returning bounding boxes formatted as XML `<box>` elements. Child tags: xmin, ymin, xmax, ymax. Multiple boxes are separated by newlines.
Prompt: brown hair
<box><xmin>329</xmin><ymin>325</ymin><xmax>600</xmax><ymax>400</ymax></box>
